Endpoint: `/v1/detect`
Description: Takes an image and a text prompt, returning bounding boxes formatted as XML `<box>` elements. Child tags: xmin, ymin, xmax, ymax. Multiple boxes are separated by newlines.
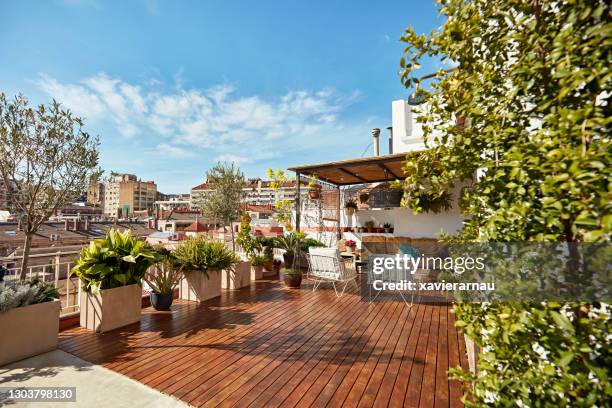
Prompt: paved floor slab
<box><xmin>0</xmin><ymin>349</ymin><xmax>190</xmax><ymax>407</ymax></box>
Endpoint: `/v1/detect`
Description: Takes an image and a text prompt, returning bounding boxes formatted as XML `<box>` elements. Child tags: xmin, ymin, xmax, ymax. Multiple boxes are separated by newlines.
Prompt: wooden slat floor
<box><xmin>59</xmin><ymin>278</ymin><xmax>468</xmax><ymax>408</ymax></box>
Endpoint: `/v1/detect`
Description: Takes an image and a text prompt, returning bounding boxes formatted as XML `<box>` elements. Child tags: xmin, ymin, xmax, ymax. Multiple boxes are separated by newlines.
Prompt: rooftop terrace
<box><xmin>58</xmin><ymin>278</ymin><xmax>467</xmax><ymax>407</ymax></box>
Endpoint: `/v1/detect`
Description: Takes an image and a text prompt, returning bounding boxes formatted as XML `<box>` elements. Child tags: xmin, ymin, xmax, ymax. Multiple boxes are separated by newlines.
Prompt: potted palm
<box><xmin>345</xmin><ymin>200</ymin><xmax>357</xmax><ymax>216</ymax></box>
<box><xmin>275</xmin><ymin>232</ymin><xmax>301</xmax><ymax>268</ymax></box>
<box><xmin>144</xmin><ymin>258</ymin><xmax>183</xmax><ymax>311</ymax></box>
<box><xmin>72</xmin><ymin>229</ymin><xmax>159</xmax><ymax>333</ymax></box>
<box><xmin>173</xmin><ymin>236</ymin><xmax>239</xmax><ymax>302</ymax></box>
<box><xmin>0</xmin><ymin>277</ymin><xmax>60</xmax><ymax>366</ymax></box>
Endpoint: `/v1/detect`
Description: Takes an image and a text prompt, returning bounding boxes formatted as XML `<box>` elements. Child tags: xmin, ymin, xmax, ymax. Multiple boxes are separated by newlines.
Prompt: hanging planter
<box><xmin>359</xmin><ymin>193</ymin><xmax>369</xmax><ymax>204</ymax></box>
<box><xmin>345</xmin><ymin>200</ymin><xmax>357</xmax><ymax>216</ymax></box>
<box><xmin>309</xmin><ymin>190</ymin><xmax>320</xmax><ymax>199</ymax></box>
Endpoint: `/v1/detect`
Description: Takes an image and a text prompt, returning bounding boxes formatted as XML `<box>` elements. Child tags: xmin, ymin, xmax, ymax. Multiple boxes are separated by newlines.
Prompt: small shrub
<box><xmin>0</xmin><ymin>277</ymin><xmax>59</xmax><ymax>313</ymax></box>
<box><xmin>173</xmin><ymin>236</ymin><xmax>239</xmax><ymax>278</ymax></box>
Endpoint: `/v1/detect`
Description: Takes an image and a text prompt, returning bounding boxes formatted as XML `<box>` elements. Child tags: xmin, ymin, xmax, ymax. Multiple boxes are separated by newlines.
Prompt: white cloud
<box><xmin>34</xmin><ymin>72</ymin><xmax>364</xmax><ymax>163</ymax></box>
<box><xmin>156</xmin><ymin>143</ymin><xmax>195</xmax><ymax>158</ymax></box>
<box><xmin>215</xmin><ymin>154</ymin><xmax>253</xmax><ymax>165</ymax></box>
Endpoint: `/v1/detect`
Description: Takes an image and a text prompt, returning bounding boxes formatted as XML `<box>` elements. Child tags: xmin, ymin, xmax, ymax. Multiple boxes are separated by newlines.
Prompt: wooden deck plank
<box><xmin>58</xmin><ymin>280</ymin><xmax>465</xmax><ymax>408</ymax></box>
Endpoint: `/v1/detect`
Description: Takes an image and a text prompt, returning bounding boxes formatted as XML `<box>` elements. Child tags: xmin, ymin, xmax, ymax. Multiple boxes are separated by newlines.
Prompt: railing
<box><xmin>1</xmin><ymin>250</ymin><xmax>81</xmax><ymax>315</ymax></box>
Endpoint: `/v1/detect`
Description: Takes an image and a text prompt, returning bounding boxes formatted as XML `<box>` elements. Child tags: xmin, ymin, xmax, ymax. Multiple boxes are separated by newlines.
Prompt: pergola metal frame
<box><xmin>288</xmin><ymin>153</ymin><xmax>409</xmax><ymax>236</ymax></box>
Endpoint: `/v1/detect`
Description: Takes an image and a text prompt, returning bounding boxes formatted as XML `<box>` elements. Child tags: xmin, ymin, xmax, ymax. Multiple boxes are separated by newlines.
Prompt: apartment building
<box><xmin>104</xmin><ymin>173</ymin><xmax>157</xmax><ymax>217</ymax></box>
<box><xmin>86</xmin><ymin>178</ymin><xmax>105</xmax><ymax>208</ymax></box>
<box><xmin>190</xmin><ymin>178</ymin><xmax>298</xmax><ymax>207</ymax></box>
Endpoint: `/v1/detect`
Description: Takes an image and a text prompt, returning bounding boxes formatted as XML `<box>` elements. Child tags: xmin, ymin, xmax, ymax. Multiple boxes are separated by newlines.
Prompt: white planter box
<box><xmin>222</xmin><ymin>262</ymin><xmax>251</xmax><ymax>290</ymax></box>
<box><xmin>80</xmin><ymin>284</ymin><xmax>142</xmax><ymax>333</ymax></box>
<box><xmin>0</xmin><ymin>299</ymin><xmax>60</xmax><ymax>366</ymax></box>
<box><xmin>251</xmin><ymin>265</ymin><xmax>264</xmax><ymax>280</ymax></box>
<box><xmin>180</xmin><ymin>269</ymin><xmax>222</xmax><ymax>302</ymax></box>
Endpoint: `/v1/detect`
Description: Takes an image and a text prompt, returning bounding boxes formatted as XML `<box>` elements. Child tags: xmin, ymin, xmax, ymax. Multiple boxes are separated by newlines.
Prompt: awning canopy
<box><xmin>287</xmin><ymin>153</ymin><xmax>409</xmax><ymax>186</ymax></box>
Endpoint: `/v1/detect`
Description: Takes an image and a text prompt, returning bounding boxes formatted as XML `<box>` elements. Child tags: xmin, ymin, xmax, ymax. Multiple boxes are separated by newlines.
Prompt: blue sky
<box><xmin>0</xmin><ymin>0</ymin><xmax>443</xmax><ymax>193</ymax></box>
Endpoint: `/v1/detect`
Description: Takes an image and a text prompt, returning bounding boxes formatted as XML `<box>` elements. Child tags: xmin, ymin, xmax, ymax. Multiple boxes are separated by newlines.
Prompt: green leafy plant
<box><xmin>383</xmin><ymin>223</ymin><xmax>392</xmax><ymax>228</ymax></box>
<box><xmin>274</xmin><ymin>232</ymin><xmax>303</xmax><ymax>256</ymax></box>
<box><xmin>248</xmin><ymin>254</ymin><xmax>268</xmax><ymax>267</ymax></box>
<box><xmin>300</xmin><ymin>237</ymin><xmax>325</xmax><ymax>252</ymax></box>
<box><xmin>398</xmin><ymin>0</ymin><xmax>611</xmax><ymax>406</ymax></box>
<box><xmin>364</xmin><ymin>220</ymin><xmax>375</xmax><ymax>230</ymax></box>
<box><xmin>173</xmin><ymin>236</ymin><xmax>239</xmax><ymax>279</ymax></box>
<box><xmin>71</xmin><ymin>229</ymin><xmax>159</xmax><ymax>293</ymax></box>
<box><xmin>0</xmin><ymin>277</ymin><xmax>59</xmax><ymax>313</ymax></box>
<box><xmin>282</xmin><ymin>268</ymin><xmax>301</xmax><ymax>276</ymax></box>
<box><xmin>144</xmin><ymin>259</ymin><xmax>183</xmax><ymax>294</ymax></box>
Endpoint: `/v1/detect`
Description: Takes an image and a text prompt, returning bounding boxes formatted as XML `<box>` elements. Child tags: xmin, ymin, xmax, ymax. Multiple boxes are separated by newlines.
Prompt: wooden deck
<box><xmin>59</xmin><ymin>279</ymin><xmax>468</xmax><ymax>407</ymax></box>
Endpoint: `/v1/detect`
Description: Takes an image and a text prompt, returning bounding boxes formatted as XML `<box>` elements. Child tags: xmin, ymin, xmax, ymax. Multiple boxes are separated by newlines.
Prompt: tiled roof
<box><xmin>184</xmin><ymin>222</ymin><xmax>208</xmax><ymax>232</ymax></box>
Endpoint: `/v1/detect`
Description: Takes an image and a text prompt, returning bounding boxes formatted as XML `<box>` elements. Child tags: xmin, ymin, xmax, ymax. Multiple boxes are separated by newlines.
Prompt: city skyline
<box><xmin>0</xmin><ymin>0</ymin><xmax>444</xmax><ymax>193</ymax></box>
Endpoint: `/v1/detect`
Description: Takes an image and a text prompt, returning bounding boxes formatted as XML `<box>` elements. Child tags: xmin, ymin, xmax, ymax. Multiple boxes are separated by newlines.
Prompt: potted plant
<box><xmin>383</xmin><ymin>223</ymin><xmax>393</xmax><ymax>233</ymax></box>
<box><xmin>72</xmin><ymin>229</ymin><xmax>159</xmax><ymax>333</ymax></box>
<box><xmin>345</xmin><ymin>200</ymin><xmax>357</xmax><ymax>216</ymax></box>
<box><xmin>282</xmin><ymin>268</ymin><xmax>302</xmax><ymax>288</ymax></box>
<box><xmin>308</xmin><ymin>187</ymin><xmax>321</xmax><ymax>200</ymax></box>
<box><xmin>0</xmin><ymin>277</ymin><xmax>60</xmax><ymax>366</ymax></box>
<box><xmin>249</xmin><ymin>254</ymin><xmax>268</xmax><ymax>280</ymax></box>
<box><xmin>173</xmin><ymin>236</ymin><xmax>239</xmax><ymax>302</ymax></box>
<box><xmin>144</xmin><ymin>258</ymin><xmax>183</xmax><ymax>311</ymax></box>
<box><xmin>345</xmin><ymin>240</ymin><xmax>357</xmax><ymax>253</ymax></box>
<box><xmin>359</xmin><ymin>193</ymin><xmax>369</xmax><ymax>204</ymax></box>
<box><xmin>274</xmin><ymin>232</ymin><xmax>301</xmax><ymax>269</ymax></box>
<box><xmin>364</xmin><ymin>220</ymin><xmax>375</xmax><ymax>233</ymax></box>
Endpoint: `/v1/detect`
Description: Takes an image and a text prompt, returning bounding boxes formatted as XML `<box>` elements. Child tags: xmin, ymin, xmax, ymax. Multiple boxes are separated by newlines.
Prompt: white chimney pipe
<box><xmin>372</xmin><ymin>128</ymin><xmax>381</xmax><ymax>156</ymax></box>
<box><xmin>386</xmin><ymin>126</ymin><xmax>393</xmax><ymax>154</ymax></box>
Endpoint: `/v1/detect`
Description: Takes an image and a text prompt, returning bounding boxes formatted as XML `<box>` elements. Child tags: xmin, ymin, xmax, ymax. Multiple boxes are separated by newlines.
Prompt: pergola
<box><xmin>287</xmin><ymin>153</ymin><xmax>408</xmax><ymax>234</ymax></box>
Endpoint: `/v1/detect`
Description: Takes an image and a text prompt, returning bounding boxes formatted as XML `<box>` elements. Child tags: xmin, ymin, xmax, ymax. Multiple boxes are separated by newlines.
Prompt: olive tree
<box><xmin>0</xmin><ymin>93</ymin><xmax>99</xmax><ymax>280</ymax></box>
<box><xmin>398</xmin><ymin>0</ymin><xmax>610</xmax><ymax>405</ymax></box>
<box><xmin>197</xmin><ymin>162</ymin><xmax>246</xmax><ymax>250</ymax></box>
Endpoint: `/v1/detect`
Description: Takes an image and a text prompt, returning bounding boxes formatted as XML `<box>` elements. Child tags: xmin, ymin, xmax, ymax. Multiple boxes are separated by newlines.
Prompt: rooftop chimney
<box><xmin>386</xmin><ymin>126</ymin><xmax>393</xmax><ymax>154</ymax></box>
<box><xmin>372</xmin><ymin>128</ymin><xmax>381</xmax><ymax>156</ymax></box>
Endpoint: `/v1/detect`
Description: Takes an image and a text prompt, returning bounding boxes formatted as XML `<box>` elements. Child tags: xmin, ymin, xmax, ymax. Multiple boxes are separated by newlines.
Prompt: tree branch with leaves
<box><xmin>0</xmin><ymin>93</ymin><xmax>100</xmax><ymax>280</ymax></box>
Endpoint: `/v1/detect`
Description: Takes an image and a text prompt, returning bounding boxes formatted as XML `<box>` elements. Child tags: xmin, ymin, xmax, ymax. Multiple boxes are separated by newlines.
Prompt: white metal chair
<box><xmin>367</xmin><ymin>254</ymin><xmax>417</xmax><ymax>307</ymax></box>
<box><xmin>307</xmin><ymin>247</ymin><xmax>358</xmax><ymax>297</ymax></box>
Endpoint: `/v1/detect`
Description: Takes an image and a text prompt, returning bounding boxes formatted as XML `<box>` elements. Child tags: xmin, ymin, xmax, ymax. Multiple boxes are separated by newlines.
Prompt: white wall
<box><xmin>341</xmin><ymin>182</ymin><xmax>467</xmax><ymax>240</ymax></box>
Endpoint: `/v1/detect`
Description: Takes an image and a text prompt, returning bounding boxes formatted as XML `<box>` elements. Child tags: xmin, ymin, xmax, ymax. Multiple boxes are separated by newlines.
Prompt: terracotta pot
<box><xmin>0</xmin><ymin>299</ymin><xmax>60</xmax><ymax>366</ymax></box>
<box><xmin>309</xmin><ymin>190</ymin><xmax>320</xmax><ymax>199</ymax></box>
<box><xmin>346</xmin><ymin>246</ymin><xmax>355</xmax><ymax>253</ymax></box>
<box><xmin>80</xmin><ymin>284</ymin><xmax>142</xmax><ymax>333</ymax></box>
<box><xmin>283</xmin><ymin>273</ymin><xmax>302</xmax><ymax>288</ymax></box>
<box><xmin>180</xmin><ymin>269</ymin><xmax>222</xmax><ymax>302</ymax></box>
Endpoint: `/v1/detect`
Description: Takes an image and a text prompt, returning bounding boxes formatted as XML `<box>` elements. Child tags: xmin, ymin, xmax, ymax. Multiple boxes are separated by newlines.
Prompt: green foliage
<box><xmin>364</xmin><ymin>220</ymin><xmax>375</xmax><ymax>229</ymax></box>
<box><xmin>71</xmin><ymin>229</ymin><xmax>160</xmax><ymax>293</ymax></box>
<box><xmin>274</xmin><ymin>232</ymin><xmax>303</xmax><ymax>255</ymax></box>
<box><xmin>300</xmin><ymin>237</ymin><xmax>325</xmax><ymax>251</ymax></box>
<box><xmin>249</xmin><ymin>254</ymin><xmax>268</xmax><ymax>267</ymax></box>
<box><xmin>0</xmin><ymin>93</ymin><xmax>100</xmax><ymax>280</ymax></box>
<box><xmin>144</xmin><ymin>259</ymin><xmax>183</xmax><ymax>294</ymax></box>
<box><xmin>266</xmin><ymin>168</ymin><xmax>295</xmax><ymax>230</ymax></box>
<box><xmin>197</xmin><ymin>162</ymin><xmax>246</xmax><ymax>248</ymax></box>
<box><xmin>398</xmin><ymin>1</ymin><xmax>611</xmax><ymax>405</ymax></box>
<box><xmin>398</xmin><ymin>0</ymin><xmax>610</xmax><ymax>243</ymax></box>
<box><xmin>451</xmin><ymin>302</ymin><xmax>611</xmax><ymax>407</ymax></box>
<box><xmin>173</xmin><ymin>236</ymin><xmax>239</xmax><ymax>278</ymax></box>
<box><xmin>0</xmin><ymin>277</ymin><xmax>60</xmax><ymax>313</ymax></box>
<box><xmin>282</xmin><ymin>268</ymin><xmax>302</xmax><ymax>276</ymax></box>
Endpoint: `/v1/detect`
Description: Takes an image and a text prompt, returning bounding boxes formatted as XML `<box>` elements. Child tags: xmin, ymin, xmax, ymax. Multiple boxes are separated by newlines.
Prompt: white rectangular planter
<box><xmin>251</xmin><ymin>265</ymin><xmax>264</xmax><ymax>280</ymax></box>
<box><xmin>0</xmin><ymin>299</ymin><xmax>60</xmax><ymax>366</ymax></box>
<box><xmin>222</xmin><ymin>261</ymin><xmax>251</xmax><ymax>290</ymax></box>
<box><xmin>180</xmin><ymin>269</ymin><xmax>222</xmax><ymax>302</ymax></box>
<box><xmin>80</xmin><ymin>284</ymin><xmax>142</xmax><ymax>333</ymax></box>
